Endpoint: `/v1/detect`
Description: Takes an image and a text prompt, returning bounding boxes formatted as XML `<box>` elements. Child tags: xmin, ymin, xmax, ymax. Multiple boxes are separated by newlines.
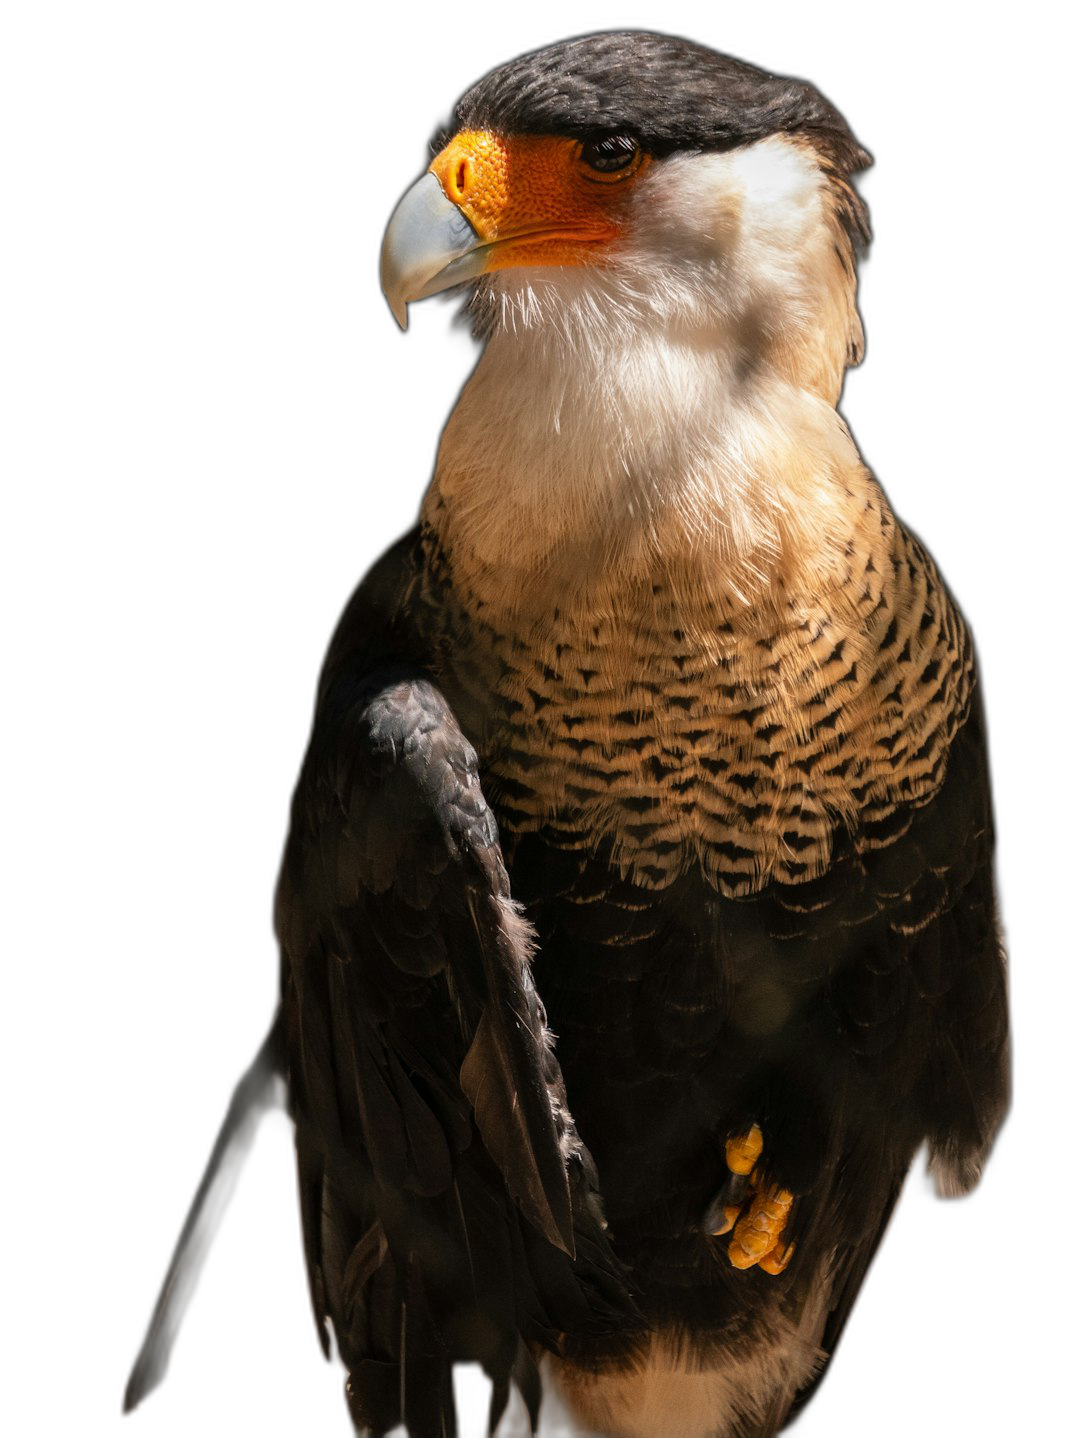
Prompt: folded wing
<box><xmin>276</xmin><ymin>664</ymin><xmax>634</xmax><ymax>1437</ymax></box>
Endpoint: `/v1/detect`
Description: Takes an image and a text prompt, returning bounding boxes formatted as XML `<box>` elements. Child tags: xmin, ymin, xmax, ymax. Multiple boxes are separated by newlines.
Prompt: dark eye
<box><xmin>581</xmin><ymin>134</ymin><xmax>640</xmax><ymax>174</ymax></box>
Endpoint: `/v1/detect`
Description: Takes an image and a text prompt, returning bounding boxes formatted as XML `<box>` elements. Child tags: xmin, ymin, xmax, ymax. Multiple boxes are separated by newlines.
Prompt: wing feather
<box><xmin>278</xmin><ymin>655</ymin><xmax>635</xmax><ymax>1432</ymax></box>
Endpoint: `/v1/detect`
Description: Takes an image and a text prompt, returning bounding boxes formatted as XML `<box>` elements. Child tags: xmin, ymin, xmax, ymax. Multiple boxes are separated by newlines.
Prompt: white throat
<box><xmin>423</xmin><ymin>138</ymin><xmax>873</xmax><ymax>615</ymax></box>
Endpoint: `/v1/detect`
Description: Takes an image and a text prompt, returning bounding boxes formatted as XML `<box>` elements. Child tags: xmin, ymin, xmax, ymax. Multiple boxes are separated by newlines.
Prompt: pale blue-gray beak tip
<box><xmin>380</xmin><ymin>172</ymin><xmax>483</xmax><ymax>330</ymax></box>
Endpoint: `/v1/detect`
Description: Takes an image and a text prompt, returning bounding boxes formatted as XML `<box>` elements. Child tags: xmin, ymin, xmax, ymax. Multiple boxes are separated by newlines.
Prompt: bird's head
<box><xmin>381</xmin><ymin>31</ymin><xmax>870</xmax><ymax>401</ymax></box>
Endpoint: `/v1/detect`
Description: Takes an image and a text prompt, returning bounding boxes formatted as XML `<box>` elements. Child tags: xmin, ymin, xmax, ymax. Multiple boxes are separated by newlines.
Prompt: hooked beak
<box><xmin>379</xmin><ymin>173</ymin><xmax>487</xmax><ymax>330</ymax></box>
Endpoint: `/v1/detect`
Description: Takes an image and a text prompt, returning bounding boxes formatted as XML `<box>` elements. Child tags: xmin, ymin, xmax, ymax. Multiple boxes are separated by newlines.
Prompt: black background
<box><xmin>103</xmin><ymin>14</ymin><xmax>1041</xmax><ymax>1438</ymax></box>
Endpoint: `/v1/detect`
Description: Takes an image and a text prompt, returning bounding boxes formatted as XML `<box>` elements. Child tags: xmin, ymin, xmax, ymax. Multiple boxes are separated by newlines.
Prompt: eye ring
<box><xmin>580</xmin><ymin>134</ymin><xmax>641</xmax><ymax>178</ymax></box>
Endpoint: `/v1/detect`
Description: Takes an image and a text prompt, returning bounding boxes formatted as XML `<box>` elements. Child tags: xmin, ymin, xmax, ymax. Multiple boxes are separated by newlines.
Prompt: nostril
<box><xmin>449</xmin><ymin>155</ymin><xmax>472</xmax><ymax>203</ymax></box>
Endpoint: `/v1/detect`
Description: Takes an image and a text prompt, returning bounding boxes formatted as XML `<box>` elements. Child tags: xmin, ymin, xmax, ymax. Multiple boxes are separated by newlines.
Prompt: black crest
<box><xmin>451</xmin><ymin>30</ymin><xmax>870</xmax><ymax>176</ymax></box>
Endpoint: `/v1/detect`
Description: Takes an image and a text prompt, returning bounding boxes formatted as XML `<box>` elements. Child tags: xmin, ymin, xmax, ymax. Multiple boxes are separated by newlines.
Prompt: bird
<box><xmin>126</xmin><ymin>30</ymin><xmax>1010</xmax><ymax>1438</ymax></box>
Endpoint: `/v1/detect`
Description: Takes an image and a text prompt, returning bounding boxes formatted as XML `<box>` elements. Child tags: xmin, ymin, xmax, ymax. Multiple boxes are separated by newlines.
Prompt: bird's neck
<box><xmin>424</xmin><ymin>306</ymin><xmax>880</xmax><ymax>624</ymax></box>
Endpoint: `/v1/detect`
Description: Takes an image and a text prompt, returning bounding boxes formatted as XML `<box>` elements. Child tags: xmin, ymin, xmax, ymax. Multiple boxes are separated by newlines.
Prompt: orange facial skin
<box><xmin>428</xmin><ymin>129</ymin><xmax>650</xmax><ymax>271</ymax></box>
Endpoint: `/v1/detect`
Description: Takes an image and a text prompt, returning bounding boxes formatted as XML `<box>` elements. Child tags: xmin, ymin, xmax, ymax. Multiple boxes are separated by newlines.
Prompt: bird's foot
<box><xmin>725</xmin><ymin>1124</ymin><xmax>764</xmax><ymax>1176</ymax></box>
<box><xmin>728</xmin><ymin>1184</ymin><xmax>794</xmax><ymax>1271</ymax></box>
<box><xmin>704</xmin><ymin>1124</ymin><xmax>795</xmax><ymax>1275</ymax></box>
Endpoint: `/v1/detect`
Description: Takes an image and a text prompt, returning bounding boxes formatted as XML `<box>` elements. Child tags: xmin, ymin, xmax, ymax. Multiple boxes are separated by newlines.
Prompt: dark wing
<box><xmin>276</xmin><ymin>603</ymin><xmax>634</xmax><ymax>1435</ymax></box>
<box><xmin>125</xmin><ymin>532</ymin><xmax>634</xmax><ymax>1434</ymax></box>
<box><xmin>780</xmin><ymin>689</ymin><xmax>1010</xmax><ymax>1420</ymax></box>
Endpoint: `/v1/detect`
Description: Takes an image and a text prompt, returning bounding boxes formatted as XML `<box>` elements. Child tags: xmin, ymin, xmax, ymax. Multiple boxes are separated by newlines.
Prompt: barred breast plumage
<box><xmin>419</xmin><ymin>484</ymin><xmax>973</xmax><ymax>899</ymax></box>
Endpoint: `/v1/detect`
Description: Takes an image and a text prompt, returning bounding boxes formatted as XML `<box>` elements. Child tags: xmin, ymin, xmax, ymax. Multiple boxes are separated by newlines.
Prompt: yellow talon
<box><xmin>728</xmin><ymin>1186</ymin><xmax>793</xmax><ymax>1270</ymax></box>
<box><xmin>759</xmin><ymin>1240</ymin><xmax>796</xmax><ymax>1276</ymax></box>
<box><xmin>725</xmin><ymin>1124</ymin><xmax>764</xmax><ymax>1176</ymax></box>
<box><xmin>710</xmin><ymin>1124</ymin><xmax>796</xmax><ymax>1267</ymax></box>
